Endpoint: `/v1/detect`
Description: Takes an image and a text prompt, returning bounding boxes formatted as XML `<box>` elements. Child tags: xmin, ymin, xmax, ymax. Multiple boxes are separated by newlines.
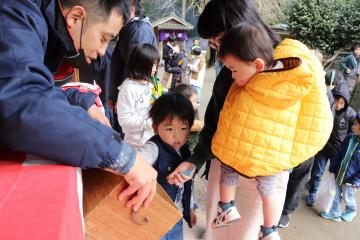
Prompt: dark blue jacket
<box><xmin>330</xmin><ymin>134</ymin><xmax>360</xmax><ymax>188</ymax></box>
<box><xmin>323</xmin><ymin>83</ymin><xmax>356</xmax><ymax>157</ymax></box>
<box><xmin>0</xmin><ymin>0</ymin><xmax>134</xmax><ymax>170</ymax></box>
<box><xmin>109</xmin><ymin>17</ymin><xmax>157</xmax><ymax>102</ymax></box>
<box><xmin>150</xmin><ymin>135</ymin><xmax>193</xmax><ymax>227</ymax></box>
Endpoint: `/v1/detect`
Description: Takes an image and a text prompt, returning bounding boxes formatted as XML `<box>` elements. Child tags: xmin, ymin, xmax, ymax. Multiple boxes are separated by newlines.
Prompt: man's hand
<box><xmin>167</xmin><ymin>162</ymin><xmax>195</xmax><ymax>186</ymax></box>
<box><xmin>119</xmin><ymin>154</ymin><xmax>157</xmax><ymax>211</ymax></box>
<box><xmin>87</xmin><ymin>104</ymin><xmax>111</xmax><ymax>127</ymax></box>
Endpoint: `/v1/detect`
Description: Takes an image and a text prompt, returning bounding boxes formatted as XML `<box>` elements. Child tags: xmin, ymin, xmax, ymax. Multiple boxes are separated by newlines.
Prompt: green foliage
<box><xmin>286</xmin><ymin>0</ymin><xmax>359</xmax><ymax>53</ymax></box>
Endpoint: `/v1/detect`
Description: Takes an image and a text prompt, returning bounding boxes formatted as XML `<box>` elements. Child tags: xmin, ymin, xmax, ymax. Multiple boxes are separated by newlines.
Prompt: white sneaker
<box><xmin>212</xmin><ymin>205</ymin><xmax>241</xmax><ymax>228</ymax></box>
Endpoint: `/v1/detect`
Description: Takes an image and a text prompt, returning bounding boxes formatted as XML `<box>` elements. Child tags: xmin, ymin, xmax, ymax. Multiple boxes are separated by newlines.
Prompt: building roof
<box><xmin>152</xmin><ymin>15</ymin><xmax>194</xmax><ymax>31</ymax></box>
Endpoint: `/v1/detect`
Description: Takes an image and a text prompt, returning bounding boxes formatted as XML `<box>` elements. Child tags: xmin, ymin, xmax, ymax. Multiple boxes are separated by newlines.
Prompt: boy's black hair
<box><xmin>197</xmin><ymin>0</ymin><xmax>280</xmax><ymax>66</ymax></box>
<box><xmin>355</xmin><ymin>113</ymin><xmax>360</xmax><ymax>124</ymax></box>
<box><xmin>149</xmin><ymin>93</ymin><xmax>195</xmax><ymax>128</ymax></box>
<box><xmin>127</xmin><ymin>43</ymin><xmax>159</xmax><ymax>81</ymax></box>
<box><xmin>61</xmin><ymin>0</ymin><xmax>131</xmax><ymax>24</ymax></box>
<box><xmin>219</xmin><ymin>22</ymin><xmax>274</xmax><ymax>68</ymax></box>
<box><xmin>173</xmin><ymin>83</ymin><xmax>196</xmax><ymax>100</ymax></box>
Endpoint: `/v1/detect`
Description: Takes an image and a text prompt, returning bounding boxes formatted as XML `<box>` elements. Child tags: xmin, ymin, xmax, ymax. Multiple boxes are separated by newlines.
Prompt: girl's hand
<box><xmin>167</xmin><ymin>162</ymin><xmax>196</xmax><ymax>186</ymax></box>
<box><xmin>87</xmin><ymin>104</ymin><xmax>111</xmax><ymax>127</ymax></box>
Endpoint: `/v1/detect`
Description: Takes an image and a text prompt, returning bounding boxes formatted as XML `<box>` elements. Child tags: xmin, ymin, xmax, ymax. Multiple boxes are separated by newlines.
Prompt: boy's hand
<box><xmin>167</xmin><ymin>162</ymin><xmax>195</xmax><ymax>186</ymax></box>
<box><xmin>119</xmin><ymin>154</ymin><xmax>157</xmax><ymax>211</ymax></box>
<box><xmin>87</xmin><ymin>104</ymin><xmax>111</xmax><ymax>127</ymax></box>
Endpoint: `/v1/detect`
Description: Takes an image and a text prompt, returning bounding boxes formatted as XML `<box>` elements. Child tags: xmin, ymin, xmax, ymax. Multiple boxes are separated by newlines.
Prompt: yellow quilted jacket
<box><xmin>211</xmin><ymin>38</ymin><xmax>333</xmax><ymax>177</ymax></box>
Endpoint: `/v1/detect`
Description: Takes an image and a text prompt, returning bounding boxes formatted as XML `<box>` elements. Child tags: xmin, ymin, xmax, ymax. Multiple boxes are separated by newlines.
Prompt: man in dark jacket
<box><xmin>109</xmin><ymin>0</ymin><xmax>156</xmax><ymax>132</ymax></box>
<box><xmin>109</xmin><ymin>0</ymin><xmax>157</xmax><ymax>106</ymax></box>
<box><xmin>0</xmin><ymin>0</ymin><xmax>157</xmax><ymax>211</ymax></box>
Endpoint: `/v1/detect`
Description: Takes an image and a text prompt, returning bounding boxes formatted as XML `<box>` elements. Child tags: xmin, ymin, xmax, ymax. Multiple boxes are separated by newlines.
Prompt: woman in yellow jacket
<box><xmin>210</xmin><ymin>23</ymin><xmax>333</xmax><ymax>240</ymax></box>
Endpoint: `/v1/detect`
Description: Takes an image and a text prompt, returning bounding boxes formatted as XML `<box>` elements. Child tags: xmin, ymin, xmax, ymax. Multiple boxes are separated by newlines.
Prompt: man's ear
<box><xmin>152</xmin><ymin>123</ymin><xmax>158</xmax><ymax>134</ymax></box>
<box><xmin>64</xmin><ymin>6</ymin><xmax>86</xmax><ymax>28</ymax></box>
<box><xmin>254</xmin><ymin>58</ymin><xmax>265</xmax><ymax>72</ymax></box>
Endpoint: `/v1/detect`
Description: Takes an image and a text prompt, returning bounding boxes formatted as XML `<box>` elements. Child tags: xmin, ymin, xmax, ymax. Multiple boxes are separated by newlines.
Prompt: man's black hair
<box><xmin>61</xmin><ymin>0</ymin><xmax>131</xmax><ymax>24</ymax></box>
<box><xmin>219</xmin><ymin>22</ymin><xmax>274</xmax><ymax>68</ymax></box>
<box><xmin>127</xmin><ymin>43</ymin><xmax>159</xmax><ymax>81</ymax></box>
<box><xmin>149</xmin><ymin>93</ymin><xmax>195</xmax><ymax>128</ymax></box>
<box><xmin>173</xmin><ymin>83</ymin><xmax>196</xmax><ymax>100</ymax></box>
<box><xmin>132</xmin><ymin>0</ymin><xmax>142</xmax><ymax>17</ymax></box>
<box><xmin>351</xmin><ymin>44</ymin><xmax>360</xmax><ymax>52</ymax></box>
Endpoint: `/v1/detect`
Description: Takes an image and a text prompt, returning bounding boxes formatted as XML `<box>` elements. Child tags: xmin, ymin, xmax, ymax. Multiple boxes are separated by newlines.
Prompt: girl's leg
<box><xmin>257</xmin><ymin>171</ymin><xmax>289</xmax><ymax>228</ymax></box>
<box><xmin>320</xmin><ymin>183</ymin><xmax>342</xmax><ymax>222</ymax></box>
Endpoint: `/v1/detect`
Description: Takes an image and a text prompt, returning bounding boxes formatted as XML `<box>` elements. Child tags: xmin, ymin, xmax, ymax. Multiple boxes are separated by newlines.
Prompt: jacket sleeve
<box><xmin>0</xmin><ymin>1</ymin><xmax>135</xmax><ymax>172</ymax></box>
<box><xmin>339</xmin><ymin>55</ymin><xmax>351</xmax><ymax>71</ymax></box>
<box><xmin>187</xmin><ymin>68</ymin><xmax>233</xmax><ymax>170</ymax></box>
<box><xmin>63</xmin><ymin>88</ymin><xmax>97</xmax><ymax>110</ymax></box>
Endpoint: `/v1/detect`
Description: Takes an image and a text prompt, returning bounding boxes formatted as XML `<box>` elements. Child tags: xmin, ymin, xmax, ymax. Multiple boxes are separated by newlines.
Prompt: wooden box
<box><xmin>83</xmin><ymin>169</ymin><xmax>182</xmax><ymax>240</ymax></box>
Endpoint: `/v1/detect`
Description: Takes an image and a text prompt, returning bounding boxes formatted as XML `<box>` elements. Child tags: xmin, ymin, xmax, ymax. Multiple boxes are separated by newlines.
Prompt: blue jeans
<box><xmin>161</xmin><ymin>220</ymin><xmax>183</xmax><ymax>240</ymax></box>
<box><xmin>329</xmin><ymin>184</ymin><xmax>357</xmax><ymax>217</ymax></box>
<box><xmin>309</xmin><ymin>150</ymin><xmax>330</xmax><ymax>195</ymax></box>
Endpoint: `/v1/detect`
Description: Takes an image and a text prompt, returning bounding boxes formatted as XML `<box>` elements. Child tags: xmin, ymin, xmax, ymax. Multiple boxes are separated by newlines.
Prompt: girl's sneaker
<box><xmin>320</xmin><ymin>211</ymin><xmax>341</xmax><ymax>222</ymax></box>
<box><xmin>259</xmin><ymin>226</ymin><xmax>281</xmax><ymax>240</ymax></box>
<box><xmin>212</xmin><ymin>203</ymin><xmax>241</xmax><ymax>228</ymax></box>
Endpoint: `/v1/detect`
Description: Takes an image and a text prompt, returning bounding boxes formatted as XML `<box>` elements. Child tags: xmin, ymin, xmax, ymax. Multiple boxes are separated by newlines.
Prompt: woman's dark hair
<box><xmin>127</xmin><ymin>43</ymin><xmax>159</xmax><ymax>81</ymax></box>
<box><xmin>149</xmin><ymin>93</ymin><xmax>195</xmax><ymax>128</ymax></box>
<box><xmin>197</xmin><ymin>0</ymin><xmax>280</xmax><ymax>66</ymax></box>
<box><xmin>192</xmin><ymin>47</ymin><xmax>202</xmax><ymax>56</ymax></box>
<box><xmin>173</xmin><ymin>83</ymin><xmax>196</xmax><ymax>100</ymax></box>
<box><xmin>61</xmin><ymin>0</ymin><xmax>131</xmax><ymax>24</ymax></box>
<box><xmin>219</xmin><ymin>22</ymin><xmax>274</xmax><ymax>68</ymax></box>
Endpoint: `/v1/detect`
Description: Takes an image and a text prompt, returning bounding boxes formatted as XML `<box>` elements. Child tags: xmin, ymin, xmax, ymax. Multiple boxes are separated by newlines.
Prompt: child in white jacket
<box><xmin>117</xmin><ymin>44</ymin><xmax>159</xmax><ymax>149</ymax></box>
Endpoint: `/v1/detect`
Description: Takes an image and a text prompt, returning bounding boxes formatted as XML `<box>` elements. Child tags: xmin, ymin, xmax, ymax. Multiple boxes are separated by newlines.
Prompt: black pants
<box><xmin>282</xmin><ymin>157</ymin><xmax>314</xmax><ymax>216</ymax></box>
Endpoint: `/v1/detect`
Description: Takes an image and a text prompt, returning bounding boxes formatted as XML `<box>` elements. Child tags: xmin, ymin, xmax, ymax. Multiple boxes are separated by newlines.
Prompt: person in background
<box><xmin>117</xmin><ymin>44</ymin><xmax>159</xmax><ymax>149</ymax></box>
<box><xmin>278</xmin><ymin>49</ymin><xmax>336</xmax><ymax>228</ymax></box>
<box><xmin>173</xmin><ymin>83</ymin><xmax>204</xmax><ymax>152</ymax></box>
<box><xmin>320</xmin><ymin>113</ymin><xmax>360</xmax><ymax>222</ymax></box>
<box><xmin>306</xmin><ymin>82</ymin><xmax>356</xmax><ymax>207</ymax></box>
<box><xmin>138</xmin><ymin>93</ymin><xmax>196</xmax><ymax>240</ymax></box>
<box><xmin>188</xmin><ymin>48</ymin><xmax>206</xmax><ymax>105</ymax></box>
<box><xmin>0</xmin><ymin>0</ymin><xmax>157</xmax><ymax>212</ymax></box>
<box><xmin>110</xmin><ymin>0</ymin><xmax>157</xmax><ymax>131</ymax></box>
<box><xmin>339</xmin><ymin>44</ymin><xmax>360</xmax><ymax>80</ymax></box>
<box><xmin>162</xmin><ymin>35</ymin><xmax>181</xmax><ymax>89</ymax></box>
<box><xmin>348</xmin><ymin>64</ymin><xmax>360</xmax><ymax>112</ymax></box>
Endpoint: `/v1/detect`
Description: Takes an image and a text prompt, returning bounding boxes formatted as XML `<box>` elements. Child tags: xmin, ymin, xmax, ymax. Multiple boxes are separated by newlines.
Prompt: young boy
<box><xmin>210</xmin><ymin>22</ymin><xmax>333</xmax><ymax>239</ymax></box>
<box><xmin>138</xmin><ymin>93</ymin><xmax>196</xmax><ymax>240</ymax></box>
<box><xmin>320</xmin><ymin>113</ymin><xmax>360</xmax><ymax>222</ymax></box>
<box><xmin>307</xmin><ymin>82</ymin><xmax>356</xmax><ymax>206</ymax></box>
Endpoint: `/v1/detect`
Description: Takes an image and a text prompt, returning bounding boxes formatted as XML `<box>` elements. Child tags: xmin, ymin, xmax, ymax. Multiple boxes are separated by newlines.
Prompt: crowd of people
<box><xmin>1</xmin><ymin>0</ymin><xmax>360</xmax><ymax>240</ymax></box>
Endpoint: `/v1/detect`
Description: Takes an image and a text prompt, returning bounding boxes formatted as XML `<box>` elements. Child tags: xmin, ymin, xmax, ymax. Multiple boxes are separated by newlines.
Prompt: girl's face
<box><xmin>153</xmin><ymin>116</ymin><xmax>190</xmax><ymax>150</ymax></box>
<box><xmin>222</xmin><ymin>54</ymin><xmax>258</xmax><ymax>87</ymax></box>
<box><xmin>352</xmin><ymin>119</ymin><xmax>360</xmax><ymax>136</ymax></box>
<box><xmin>151</xmin><ymin>63</ymin><xmax>158</xmax><ymax>77</ymax></box>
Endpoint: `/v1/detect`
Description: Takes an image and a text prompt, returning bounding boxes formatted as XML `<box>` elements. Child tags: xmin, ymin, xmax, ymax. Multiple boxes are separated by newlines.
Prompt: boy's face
<box><xmin>222</xmin><ymin>54</ymin><xmax>258</xmax><ymax>87</ymax></box>
<box><xmin>335</xmin><ymin>97</ymin><xmax>346</xmax><ymax>111</ymax></box>
<box><xmin>352</xmin><ymin>119</ymin><xmax>360</xmax><ymax>136</ymax></box>
<box><xmin>153</xmin><ymin>116</ymin><xmax>190</xmax><ymax>150</ymax></box>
